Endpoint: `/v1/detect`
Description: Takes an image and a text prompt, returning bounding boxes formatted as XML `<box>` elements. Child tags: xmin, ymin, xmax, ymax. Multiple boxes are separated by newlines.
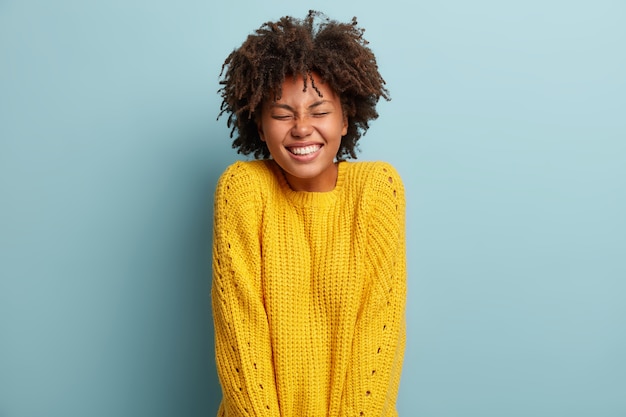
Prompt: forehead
<box><xmin>268</xmin><ymin>73</ymin><xmax>338</xmax><ymax>104</ymax></box>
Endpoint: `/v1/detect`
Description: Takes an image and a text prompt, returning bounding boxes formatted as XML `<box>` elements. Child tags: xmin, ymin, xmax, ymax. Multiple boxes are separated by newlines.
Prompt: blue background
<box><xmin>1</xmin><ymin>1</ymin><xmax>625</xmax><ymax>416</ymax></box>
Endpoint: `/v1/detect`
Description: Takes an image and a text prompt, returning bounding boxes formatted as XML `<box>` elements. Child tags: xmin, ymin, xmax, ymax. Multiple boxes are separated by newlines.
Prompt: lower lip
<box><xmin>288</xmin><ymin>146</ymin><xmax>322</xmax><ymax>162</ymax></box>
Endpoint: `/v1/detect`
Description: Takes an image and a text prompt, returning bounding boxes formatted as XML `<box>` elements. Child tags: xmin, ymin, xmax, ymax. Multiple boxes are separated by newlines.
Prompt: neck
<box><xmin>283</xmin><ymin>163</ymin><xmax>339</xmax><ymax>192</ymax></box>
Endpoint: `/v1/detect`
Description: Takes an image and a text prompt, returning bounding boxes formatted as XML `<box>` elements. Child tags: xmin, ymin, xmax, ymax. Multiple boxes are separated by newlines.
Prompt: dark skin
<box><xmin>218</xmin><ymin>10</ymin><xmax>390</xmax><ymax>160</ymax></box>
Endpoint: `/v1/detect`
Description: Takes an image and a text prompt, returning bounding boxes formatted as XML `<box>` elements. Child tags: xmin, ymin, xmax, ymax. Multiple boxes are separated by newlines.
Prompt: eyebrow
<box><xmin>269</xmin><ymin>100</ymin><xmax>331</xmax><ymax>111</ymax></box>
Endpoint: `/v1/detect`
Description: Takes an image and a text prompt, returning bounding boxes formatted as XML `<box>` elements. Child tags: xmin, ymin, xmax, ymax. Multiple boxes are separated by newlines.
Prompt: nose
<box><xmin>291</xmin><ymin>116</ymin><xmax>313</xmax><ymax>138</ymax></box>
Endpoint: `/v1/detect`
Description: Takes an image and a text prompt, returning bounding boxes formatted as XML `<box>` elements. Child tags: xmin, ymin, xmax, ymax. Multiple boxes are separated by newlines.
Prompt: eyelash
<box><xmin>273</xmin><ymin>112</ymin><xmax>329</xmax><ymax>120</ymax></box>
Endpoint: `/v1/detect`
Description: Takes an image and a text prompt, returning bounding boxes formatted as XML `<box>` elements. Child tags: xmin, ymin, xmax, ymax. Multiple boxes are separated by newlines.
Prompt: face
<box><xmin>257</xmin><ymin>73</ymin><xmax>348</xmax><ymax>192</ymax></box>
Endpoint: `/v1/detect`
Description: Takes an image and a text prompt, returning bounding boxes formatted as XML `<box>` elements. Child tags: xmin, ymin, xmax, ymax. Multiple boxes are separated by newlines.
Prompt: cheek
<box><xmin>259</xmin><ymin>126</ymin><xmax>284</xmax><ymax>145</ymax></box>
<box><xmin>259</xmin><ymin>123</ymin><xmax>285</xmax><ymax>145</ymax></box>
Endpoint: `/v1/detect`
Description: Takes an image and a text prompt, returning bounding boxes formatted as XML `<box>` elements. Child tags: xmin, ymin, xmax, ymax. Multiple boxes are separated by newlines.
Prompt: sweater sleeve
<box><xmin>340</xmin><ymin>162</ymin><xmax>407</xmax><ymax>417</ymax></box>
<box><xmin>211</xmin><ymin>162</ymin><xmax>281</xmax><ymax>417</ymax></box>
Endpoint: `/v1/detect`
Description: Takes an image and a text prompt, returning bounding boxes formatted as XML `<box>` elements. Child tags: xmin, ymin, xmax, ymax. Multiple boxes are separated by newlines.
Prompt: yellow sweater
<box><xmin>212</xmin><ymin>159</ymin><xmax>406</xmax><ymax>417</ymax></box>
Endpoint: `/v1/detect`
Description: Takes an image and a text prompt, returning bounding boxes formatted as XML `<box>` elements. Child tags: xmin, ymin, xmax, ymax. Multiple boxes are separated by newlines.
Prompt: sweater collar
<box><xmin>266</xmin><ymin>159</ymin><xmax>347</xmax><ymax>207</ymax></box>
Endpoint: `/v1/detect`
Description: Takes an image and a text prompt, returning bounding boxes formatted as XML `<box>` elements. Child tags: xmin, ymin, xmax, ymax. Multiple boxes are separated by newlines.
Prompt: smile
<box><xmin>287</xmin><ymin>144</ymin><xmax>322</xmax><ymax>155</ymax></box>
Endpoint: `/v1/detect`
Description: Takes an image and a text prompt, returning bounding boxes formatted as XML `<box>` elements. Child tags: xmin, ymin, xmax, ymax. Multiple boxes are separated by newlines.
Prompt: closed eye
<box><xmin>272</xmin><ymin>114</ymin><xmax>293</xmax><ymax>120</ymax></box>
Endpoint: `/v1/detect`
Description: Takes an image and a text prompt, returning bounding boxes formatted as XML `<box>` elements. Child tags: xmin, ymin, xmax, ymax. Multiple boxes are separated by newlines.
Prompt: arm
<box><xmin>340</xmin><ymin>162</ymin><xmax>407</xmax><ymax>417</ymax></box>
<box><xmin>211</xmin><ymin>163</ymin><xmax>281</xmax><ymax>417</ymax></box>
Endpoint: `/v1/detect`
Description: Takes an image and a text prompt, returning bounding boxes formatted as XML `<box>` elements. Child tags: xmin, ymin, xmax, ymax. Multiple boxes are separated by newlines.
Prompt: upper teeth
<box><xmin>290</xmin><ymin>145</ymin><xmax>320</xmax><ymax>155</ymax></box>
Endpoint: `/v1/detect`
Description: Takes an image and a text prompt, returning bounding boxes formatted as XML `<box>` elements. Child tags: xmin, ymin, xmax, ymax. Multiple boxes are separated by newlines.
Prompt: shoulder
<box><xmin>215</xmin><ymin>160</ymin><xmax>277</xmax><ymax>195</ymax></box>
<box><xmin>347</xmin><ymin>161</ymin><xmax>405</xmax><ymax>232</ymax></box>
<box><xmin>216</xmin><ymin>160</ymin><xmax>273</xmax><ymax>188</ymax></box>
<box><xmin>345</xmin><ymin>160</ymin><xmax>405</xmax><ymax>199</ymax></box>
<box><xmin>214</xmin><ymin>160</ymin><xmax>275</xmax><ymax>209</ymax></box>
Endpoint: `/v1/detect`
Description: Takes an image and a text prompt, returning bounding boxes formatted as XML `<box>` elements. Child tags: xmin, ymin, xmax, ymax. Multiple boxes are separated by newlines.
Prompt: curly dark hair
<box><xmin>217</xmin><ymin>10</ymin><xmax>390</xmax><ymax>160</ymax></box>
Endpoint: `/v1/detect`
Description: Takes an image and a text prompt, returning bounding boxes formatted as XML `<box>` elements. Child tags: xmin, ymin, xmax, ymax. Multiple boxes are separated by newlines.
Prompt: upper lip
<box><xmin>285</xmin><ymin>142</ymin><xmax>323</xmax><ymax>148</ymax></box>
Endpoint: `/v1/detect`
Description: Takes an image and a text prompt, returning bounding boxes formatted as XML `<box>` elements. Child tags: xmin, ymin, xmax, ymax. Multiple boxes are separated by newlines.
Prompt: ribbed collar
<box><xmin>266</xmin><ymin>159</ymin><xmax>348</xmax><ymax>207</ymax></box>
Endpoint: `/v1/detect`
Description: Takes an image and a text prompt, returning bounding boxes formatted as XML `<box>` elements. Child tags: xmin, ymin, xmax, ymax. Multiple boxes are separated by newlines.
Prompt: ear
<box><xmin>341</xmin><ymin>114</ymin><xmax>348</xmax><ymax>136</ymax></box>
<box><xmin>257</xmin><ymin>117</ymin><xmax>266</xmax><ymax>142</ymax></box>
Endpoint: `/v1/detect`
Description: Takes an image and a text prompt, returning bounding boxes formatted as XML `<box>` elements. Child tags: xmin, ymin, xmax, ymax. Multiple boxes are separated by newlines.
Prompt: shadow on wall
<box><xmin>206</xmin><ymin>155</ymin><xmax>228</xmax><ymax>415</ymax></box>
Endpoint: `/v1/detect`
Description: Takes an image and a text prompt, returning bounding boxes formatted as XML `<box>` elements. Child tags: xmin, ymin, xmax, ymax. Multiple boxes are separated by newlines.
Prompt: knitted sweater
<box><xmin>211</xmin><ymin>159</ymin><xmax>406</xmax><ymax>417</ymax></box>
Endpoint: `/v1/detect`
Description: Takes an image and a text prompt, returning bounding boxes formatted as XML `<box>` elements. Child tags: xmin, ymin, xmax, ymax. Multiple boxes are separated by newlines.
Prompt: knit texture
<box><xmin>212</xmin><ymin>159</ymin><xmax>406</xmax><ymax>417</ymax></box>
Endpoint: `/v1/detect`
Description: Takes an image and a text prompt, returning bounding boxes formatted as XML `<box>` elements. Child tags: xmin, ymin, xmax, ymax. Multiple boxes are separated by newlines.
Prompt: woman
<box><xmin>212</xmin><ymin>11</ymin><xmax>406</xmax><ymax>416</ymax></box>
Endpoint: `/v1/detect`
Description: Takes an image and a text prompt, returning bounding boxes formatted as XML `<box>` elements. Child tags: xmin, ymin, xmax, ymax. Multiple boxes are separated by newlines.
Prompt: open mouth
<box><xmin>287</xmin><ymin>144</ymin><xmax>322</xmax><ymax>156</ymax></box>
